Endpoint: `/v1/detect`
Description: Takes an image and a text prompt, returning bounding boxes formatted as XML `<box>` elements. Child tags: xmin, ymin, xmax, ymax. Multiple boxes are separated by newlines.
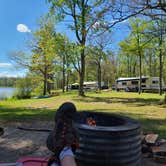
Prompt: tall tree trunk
<box><xmin>43</xmin><ymin>68</ymin><xmax>47</xmax><ymax>95</ymax></box>
<box><xmin>65</xmin><ymin>56</ymin><xmax>69</xmax><ymax>92</ymax></box>
<box><xmin>97</xmin><ymin>60</ymin><xmax>102</xmax><ymax>90</ymax></box>
<box><xmin>149</xmin><ymin>54</ymin><xmax>152</xmax><ymax>77</ymax></box>
<box><xmin>66</xmin><ymin>62</ymin><xmax>70</xmax><ymax>92</ymax></box>
<box><xmin>127</xmin><ymin>57</ymin><xmax>130</xmax><ymax>77</ymax></box>
<box><xmin>79</xmin><ymin>49</ymin><xmax>85</xmax><ymax>96</ymax></box>
<box><xmin>132</xmin><ymin>61</ymin><xmax>136</xmax><ymax>76</ymax></box>
<box><xmin>78</xmin><ymin>0</ymin><xmax>86</xmax><ymax>96</ymax></box>
<box><xmin>159</xmin><ymin>31</ymin><xmax>163</xmax><ymax>95</ymax></box>
<box><xmin>66</xmin><ymin>71</ymin><xmax>69</xmax><ymax>92</ymax></box>
<box><xmin>47</xmin><ymin>80</ymin><xmax>51</xmax><ymax>94</ymax></box>
<box><xmin>137</xmin><ymin>29</ymin><xmax>142</xmax><ymax>94</ymax></box>
<box><xmin>129</xmin><ymin>58</ymin><xmax>132</xmax><ymax>77</ymax></box>
<box><xmin>138</xmin><ymin>51</ymin><xmax>142</xmax><ymax>94</ymax></box>
<box><xmin>47</xmin><ymin>74</ymin><xmax>53</xmax><ymax>94</ymax></box>
<box><xmin>62</xmin><ymin>55</ymin><xmax>65</xmax><ymax>93</ymax></box>
<box><xmin>159</xmin><ymin>48</ymin><xmax>163</xmax><ymax>95</ymax></box>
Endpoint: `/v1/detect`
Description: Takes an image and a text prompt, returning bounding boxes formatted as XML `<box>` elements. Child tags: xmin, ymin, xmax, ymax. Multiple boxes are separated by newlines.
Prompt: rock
<box><xmin>151</xmin><ymin>145</ymin><xmax>166</xmax><ymax>164</ymax></box>
<box><xmin>151</xmin><ymin>146</ymin><xmax>166</xmax><ymax>153</ymax></box>
<box><xmin>145</xmin><ymin>134</ymin><xmax>159</xmax><ymax>145</ymax></box>
<box><xmin>153</xmin><ymin>150</ymin><xmax>166</xmax><ymax>164</ymax></box>
<box><xmin>159</xmin><ymin>139</ymin><xmax>166</xmax><ymax>146</ymax></box>
<box><xmin>142</xmin><ymin>144</ymin><xmax>152</xmax><ymax>153</ymax></box>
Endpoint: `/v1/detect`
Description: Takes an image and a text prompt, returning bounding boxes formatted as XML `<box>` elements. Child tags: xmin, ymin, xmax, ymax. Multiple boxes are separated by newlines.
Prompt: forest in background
<box><xmin>0</xmin><ymin>77</ymin><xmax>17</xmax><ymax>87</ymax></box>
<box><xmin>6</xmin><ymin>0</ymin><xmax>165</xmax><ymax>98</ymax></box>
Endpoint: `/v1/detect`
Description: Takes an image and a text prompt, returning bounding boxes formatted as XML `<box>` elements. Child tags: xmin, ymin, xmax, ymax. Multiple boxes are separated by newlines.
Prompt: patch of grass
<box><xmin>0</xmin><ymin>91</ymin><xmax>166</xmax><ymax>137</ymax></box>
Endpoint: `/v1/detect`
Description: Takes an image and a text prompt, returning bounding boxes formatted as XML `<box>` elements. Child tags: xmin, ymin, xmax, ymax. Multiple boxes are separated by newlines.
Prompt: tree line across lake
<box><xmin>0</xmin><ymin>77</ymin><xmax>17</xmax><ymax>87</ymax></box>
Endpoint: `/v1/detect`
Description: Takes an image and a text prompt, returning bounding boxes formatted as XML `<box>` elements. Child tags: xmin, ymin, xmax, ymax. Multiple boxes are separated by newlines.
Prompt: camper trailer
<box><xmin>116</xmin><ymin>77</ymin><xmax>165</xmax><ymax>92</ymax></box>
<box><xmin>71</xmin><ymin>81</ymin><xmax>106</xmax><ymax>91</ymax></box>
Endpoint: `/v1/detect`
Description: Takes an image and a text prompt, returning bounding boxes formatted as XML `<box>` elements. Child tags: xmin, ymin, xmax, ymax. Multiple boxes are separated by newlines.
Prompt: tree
<box><xmin>14</xmin><ymin>75</ymin><xmax>33</xmax><ymax>99</ymax></box>
<box><xmin>102</xmin><ymin>51</ymin><xmax>117</xmax><ymax>86</ymax></box>
<box><xmin>85</xmin><ymin>56</ymin><xmax>97</xmax><ymax>81</ymax></box>
<box><xmin>88</xmin><ymin>30</ymin><xmax>111</xmax><ymax>90</ymax></box>
<box><xmin>143</xmin><ymin>42</ymin><xmax>158</xmax><ymax>77</ymax></box>
<box><xmin>47</xmin><ymin>0</ymin><xmax>151</xmax><ymax>96</ymax></box>
<box><xmin>55</xmin><ymin>35</ymin><xmax>76</xmax><ymax>92</ymax></box>
<box><xmin>114</xmin><ymin>1</ymin><xmax>165</xmax><ymax>24</ymax></box>
<box><xmin>53</xmin><ymin>34</ymin><xmax>67</xmax><ymax>93</ymax></box>
<box><xmin>119</xmin><ymin>18</ymin><xmax>153</xmax><ymax>93</ymax></box>
<box><xmin>88</xmin><ymin>47</ymin><xmax>107</xmax><ymax>90</ymax></box>
<box><xmin>0</xmin><ymin>77</ymin><xmax>17</xmax><ymax>87</ymax></box>
<box><xmin>149</xmin><ymin>19</ymin><xmax>166</xmax><ymax>95</ymax></box>
<box><xmin>118</xmin><ymin>48</ymin><xmax>138</xmax><ymax>77</ymax></box>
<box><xmin>30</xmin><ymin>17</ymin><xmax>58</xmax><ymax>95</ymax></box>
<box><xmin>10</xmin><ymin>16</ymin><xmax>58</xmax><ymax>95</ymax></box>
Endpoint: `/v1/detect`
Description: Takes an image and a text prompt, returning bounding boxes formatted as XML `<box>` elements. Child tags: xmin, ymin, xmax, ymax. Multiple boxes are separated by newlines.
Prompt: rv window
<box><xmin>122</xmin><ymin>82</ymin><xmax>127</xmax><ymax>85</ymax></box>
<box><xmin>142</xmin><ymin>85</ymin><xmax>146</xmax><ymax>87</ymax></box>
<box><xmin>131</xmin><ymin>81</ymin><xmax>138</xmax><ymax>85</ymax></box>
<box><xmin>152</xmin><ymin>80</ymin><xmax>158</xmax><ymax>84</ymax></box>
<box><xmin>142</xmin><ymin>79</ymin><xmax>146</xmax><ymax>83</ymax></box>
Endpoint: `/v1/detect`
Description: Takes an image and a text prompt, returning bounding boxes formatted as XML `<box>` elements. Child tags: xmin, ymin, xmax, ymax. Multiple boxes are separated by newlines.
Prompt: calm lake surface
<box><xmin>0</xmin><ymin>87</ymin><xmax>15</xmax><ymax>99</ymax></box>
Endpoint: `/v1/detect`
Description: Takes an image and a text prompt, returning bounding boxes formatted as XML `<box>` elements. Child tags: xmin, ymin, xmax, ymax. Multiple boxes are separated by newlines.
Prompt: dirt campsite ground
<box><xmin>0</xmin><ymin>120</ymin><xmax>165</xmax><ymax>166</ymax></box>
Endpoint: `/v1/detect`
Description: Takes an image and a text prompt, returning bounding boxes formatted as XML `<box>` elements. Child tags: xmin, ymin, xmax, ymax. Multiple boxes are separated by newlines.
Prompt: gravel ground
<box><xmin>0</xmin><ymin>121</ymin><xmax>165</xmax><ymax>165</ymax></box>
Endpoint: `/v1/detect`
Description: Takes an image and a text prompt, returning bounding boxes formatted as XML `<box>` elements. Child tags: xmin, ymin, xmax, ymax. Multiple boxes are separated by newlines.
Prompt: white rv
<box><xmin>83</xmin><ymin>81</ymin><xmax>98</xmax><ymax>90</ymax></box>
<box><xmin>116</xmin><ymin>77</ymin><xmax>165</xmax><ymax>92</ymax></box>
<box><xmin>71</xmin><ymin>81</ymin><xmax>106</xmax><ymax>91</ymax></box>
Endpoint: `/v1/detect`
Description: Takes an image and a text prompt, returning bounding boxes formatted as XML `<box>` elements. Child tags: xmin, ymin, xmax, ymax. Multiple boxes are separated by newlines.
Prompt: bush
<box><xmin>14</xmin><ymin>77</ymin><xmax>32</xmax><ymax>99</ymax></box>
<box><xmin>31</xmin><ymin>83</ymin><xmax>43</xmax><ymax>96</ymax></box>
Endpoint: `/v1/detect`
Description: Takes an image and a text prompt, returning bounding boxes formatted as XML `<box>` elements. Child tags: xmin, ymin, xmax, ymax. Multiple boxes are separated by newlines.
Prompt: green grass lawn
<box><xmin>0</xmin><ymin>91</ymin><xmax>166</xmax><ymax>137</ymax></box>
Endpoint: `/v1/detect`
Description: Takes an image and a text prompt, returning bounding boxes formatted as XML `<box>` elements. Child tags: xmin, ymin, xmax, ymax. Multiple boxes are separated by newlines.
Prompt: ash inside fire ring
<box><xmin>74</xmin><ymin>111</ymin><xmax>140</xmax><ymax>131</ymax></box>
<box><xmin>0</xmin><ymin>127</ymin><xmax>4</xmax><ymax>136</ymax></box>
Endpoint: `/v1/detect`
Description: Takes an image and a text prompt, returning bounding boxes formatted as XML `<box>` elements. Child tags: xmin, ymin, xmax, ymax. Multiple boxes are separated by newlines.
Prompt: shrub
<box><xmin>14</xmin><ymin>77</ymin><xmax>32</xmax><ymax>99</ymax></box>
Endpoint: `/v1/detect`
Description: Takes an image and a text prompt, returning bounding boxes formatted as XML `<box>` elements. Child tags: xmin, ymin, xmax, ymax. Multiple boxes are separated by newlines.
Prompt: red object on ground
<box><xmin>86</xmin><ymin>117</ymin><xmax>96</xmax><ymax>126</ymax></box>
<box><xmin>17</xmin><ymin>157</ymin><xmax>49</xmax><ymax>166</ymax></box>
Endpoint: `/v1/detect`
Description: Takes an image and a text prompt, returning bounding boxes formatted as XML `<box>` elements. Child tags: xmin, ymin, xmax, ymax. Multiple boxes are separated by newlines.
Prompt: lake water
<box><xmin>0</xmin><ymin>87</ymin><xmax>16</xmax><ymax>100</ymax></box>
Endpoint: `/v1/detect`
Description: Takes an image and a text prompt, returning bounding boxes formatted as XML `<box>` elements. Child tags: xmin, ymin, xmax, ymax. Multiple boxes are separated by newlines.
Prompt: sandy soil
<box><xmin>0</xmin><ymin>121</ymin><xmax>165</xmax><ymax>165</ymax></box>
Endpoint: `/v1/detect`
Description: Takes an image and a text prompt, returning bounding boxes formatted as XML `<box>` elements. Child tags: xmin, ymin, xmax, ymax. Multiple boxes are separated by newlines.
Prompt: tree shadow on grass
<box><xmin>0</xmin><ymin>107</ymin><xmax>165</xmax><ymax>164</ymax></box>
<box><xmin>112</xmin><ymin>111</ymin><xmax>166</xmax><ymax>138</ymax></box>
<box><xmin>77</xmin><ymin>109</ymin><xmax>166</xmax><ymax>138</ymax></box>
<box><xmin>0</xmin><ymin>106</ymin><xmax>56</xmax><ymax>122</ymax></box>
<box><xmin>0</xmin><ymin>105</ymin><xmax>165</xmax><ymax>138</ymax></box>
<box><xmin>0</xmin><ymin>107</ymin><xmax>114</xmax><ymax>122</ymax></box>
<box><xmin>73</xmin><ymin>96</ymin><xmax>161</xmax><ymax>106</ymax></box>
<box><xmin>137</xmin><ymin>118</ymin><xmax>166</xmax><ymax>138</ymax></box>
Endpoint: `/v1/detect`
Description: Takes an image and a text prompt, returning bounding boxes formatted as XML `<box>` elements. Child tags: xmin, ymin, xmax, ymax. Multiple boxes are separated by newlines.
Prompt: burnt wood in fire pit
<box><xmin>0</xmin><ymin>127</ymin><xmax>4</xmax><ymax>136</ymax></box>
<box><xmin>74</xmin><ymin>111</ymin><xmax>142</xmax><ymax>166</ymax></box>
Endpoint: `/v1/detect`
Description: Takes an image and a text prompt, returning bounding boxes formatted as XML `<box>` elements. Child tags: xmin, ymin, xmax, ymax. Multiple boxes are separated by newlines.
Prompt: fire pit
<box><xmin>74</xmin><ymin>111</ymin><xmax>142</xmax><ymax>166</ymax></box>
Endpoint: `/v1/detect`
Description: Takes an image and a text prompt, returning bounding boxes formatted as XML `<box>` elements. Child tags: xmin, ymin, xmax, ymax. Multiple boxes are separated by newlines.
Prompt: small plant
<box><xmin>14</xmin><ymin>77</ymin><xmax>32</xmax><ymax>99</ymax></box>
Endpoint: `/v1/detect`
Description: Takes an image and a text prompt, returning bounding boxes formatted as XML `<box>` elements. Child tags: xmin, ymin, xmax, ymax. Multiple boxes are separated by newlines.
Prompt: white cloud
<box><xmin>17</xmin><ymin>24</ymin><xmax>31</xmax><ymax>33</ymax></box>
<box><xmin>0</xmin><ymin>63</ymin><xmax>12</xmax><ymax>67</ymax></box>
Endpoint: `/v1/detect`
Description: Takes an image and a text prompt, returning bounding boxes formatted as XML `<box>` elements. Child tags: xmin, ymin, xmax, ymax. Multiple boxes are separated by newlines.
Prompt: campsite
<box><xmin>0</xmin><ymin>0</ymin><xmax>165</xmax><ymax>165</ymax></box>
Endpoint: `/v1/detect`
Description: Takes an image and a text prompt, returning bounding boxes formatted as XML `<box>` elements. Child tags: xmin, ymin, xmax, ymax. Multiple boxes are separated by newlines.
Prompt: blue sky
<box><xmin>0</xmin><ymin>0</ymin><xmax>129</xmax><ymax>78</ymax></box>
<box><xmin>0</xmin><ymin>0</ymin><xmax>50</xmax><ymax>77</ymax></box>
